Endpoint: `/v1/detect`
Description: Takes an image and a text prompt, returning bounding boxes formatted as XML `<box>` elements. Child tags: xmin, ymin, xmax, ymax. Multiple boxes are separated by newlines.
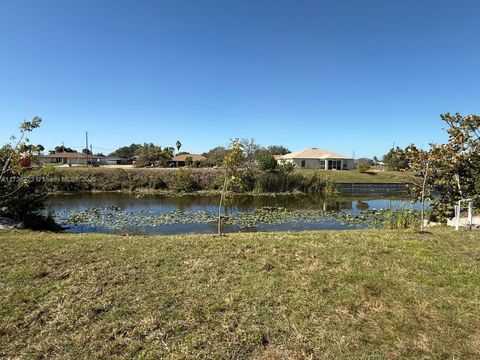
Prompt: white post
<box><xmin>454</xmin><ymin>204</ymin><xmax>460</xmax><ymax>231</ymax></box>
<box><xmin>468</xmin><ymin>201</ymin><xmax>473</xmax><ymax>228</ymax></box>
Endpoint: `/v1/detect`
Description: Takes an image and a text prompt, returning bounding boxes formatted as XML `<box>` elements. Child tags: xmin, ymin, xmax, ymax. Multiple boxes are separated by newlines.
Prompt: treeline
<box><xmin>107</xmin><ymin>140</ymin><xmax>290</xmax><ymax>167</ymax></box>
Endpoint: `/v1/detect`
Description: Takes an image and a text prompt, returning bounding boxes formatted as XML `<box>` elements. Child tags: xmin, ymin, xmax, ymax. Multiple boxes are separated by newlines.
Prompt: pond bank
<box><xmin>34</xmin><ymin>167</ymin><xmax>413</xmax><ymax>194</ymax></box>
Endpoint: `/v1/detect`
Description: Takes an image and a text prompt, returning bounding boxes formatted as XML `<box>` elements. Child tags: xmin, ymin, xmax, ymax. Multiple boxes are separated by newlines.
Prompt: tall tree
<box><xmin>51</xmin><ymin>145</ymin><xmax>76</xmax><ymax>153</ymax></box>
<box><xmin>175</xmin><ymin>140</ymin><xmax>182</xmax><ymax>154</ymax></box>
<box><xmin>267</xmin><ymin>145</ymin><xmax>290</xmax><ymax>155</ymax></box>
<box><xmin>240</xmin><ymin>138</ymin><xmax>262</xmax><ymax>168</ymax></box>
<box><xmin>382</xmin><ymin>147</ymin><xmax>410</xmax><ymax>171</ymax></box>
<box><xmin>109</xmin><ymin>144</ymin><xmax>140</xmax><ymax>160</ymax></box>
<box><xmin>134</xmin><ymin>143</ymin><xmax>174</xmax><ymax>167</ymax></box>
<box><xmin>204</xmin><ymin>146</ymin><xmax>227</xmax><ymax>166</ymax></box>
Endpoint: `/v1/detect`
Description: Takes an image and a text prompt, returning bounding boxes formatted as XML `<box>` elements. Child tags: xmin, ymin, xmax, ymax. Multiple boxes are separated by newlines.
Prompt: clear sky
<box><xmin>1</xmin><ymin>0</ymin><xmax>479</xmax><ymax>158</ymax></box>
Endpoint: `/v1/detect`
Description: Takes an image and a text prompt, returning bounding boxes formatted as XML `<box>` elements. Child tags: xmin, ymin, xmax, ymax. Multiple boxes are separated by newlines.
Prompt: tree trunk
<box><xmin>420</xmin><ymin>161</ymin><xmax>429</xmax><ymax>232</ymax></box>
<box><xmin>217</xmin><ymin>177</ymin><xmax>228</xmax><ymax>235</ymax></box>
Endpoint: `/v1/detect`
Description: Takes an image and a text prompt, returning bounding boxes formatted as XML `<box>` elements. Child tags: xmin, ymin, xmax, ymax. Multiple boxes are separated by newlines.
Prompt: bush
<box><xmin>175</xmin><ymin>169</ymin><xmax>199</xmax><ymax>192</ymax></box>
<box><xmin>358</xmin><ymin>163</ymin><xmax>372</xmax><ymax>173</ymax></box>
<box><xmin>255</xmin><ymin>152</ymin><xmax>278</xmax><ymax>172</ymax></box>
<box><xmin>254</xmin><ymin>172</ymin><xmax>284</xmax><ymax>193</ymax></box>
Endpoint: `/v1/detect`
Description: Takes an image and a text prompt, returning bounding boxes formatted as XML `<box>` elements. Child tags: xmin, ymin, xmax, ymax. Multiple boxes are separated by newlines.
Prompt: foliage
<box><xmin>357</xmin><ymin>162</ymin><xmax>372</xmax><ymax>173</ymax></box>
<box><xmin>0</xmin><ymin>117</ymin><xmax>57</xmax><ymax>229</ymax></box>
<box><xmin>406</xmin><ymin>113</ymin><xmax>480</xmax><ymax>221</ymax></box>
<box><xmin>255</xmin><ymin>151</ymin><xmax>278</xmax><ymax>172</ymax></box>
<box><xmin>51</xmin><ymin>145</ymin><xmax>77</xmax><ymax>153</ymax></box>
<box><xmin>175</xmin><ymin>140</ymin><xmax>182</xmax><ymax>154</ymax></box>
<box><xmin>204</xmin><ymin>146</ymin><xmax>227</xmax><ymax>166</ymax></box>
<box><xmin>240</xmin><ymin>138</ymin><xmax>261</xmax><ymax>168</ymax></box>
<box><xmin>382</xmin><ymin>146</ymin><xmax>410</xmax><ymax>171</ymax></box>
<box><xmin>223</xmin><ymin>139</ymin><xmax>246</xmax><ymax>192</ymax></box>
<box><xmin>134</xmin><ymin>143</ymin><xmax>173</xmax><ymax>167</ymax></box>
<box><xmin>369</xmin><ymin>209</ymin><xmax>421</xmax><ymax>229</ymax></box>
<box><xmin>109</xmin><ymin>143</ymin><xmax>141</xmax><ymax>160</ymax></box>
<box><xmin>175</xmin><ymin>169</ymin><xmax>199</xmax><ymax>192</ymax></box>
<box><xmin>185</xmin><ymin>156</ymin><xmax>193</xmax><ymax>166</ymax></box>
<box><xmin>267</xmin><ymin>145</ymin><xmax>290</xmax><ymax>155</ymax></box>
<box><xmin>218</xmin><ymin>139</ymin><xmax>246</xmax><ymax>234</ymax></box>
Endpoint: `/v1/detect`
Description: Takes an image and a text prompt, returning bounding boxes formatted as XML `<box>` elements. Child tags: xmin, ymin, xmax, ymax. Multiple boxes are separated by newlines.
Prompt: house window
<box><xmin>320</xmin><ymin>160</ymin><xmax>325</xmax><ymax>169</ymax></box>
<box><xmin>342</xmin><ymin>161</ymin><xmax>348</xmax><ymax>170</ymax></box>
<box><xmin>301</xmin><ymin>160</ymin><xmax>305</xmax><ymax>168</ymax></box>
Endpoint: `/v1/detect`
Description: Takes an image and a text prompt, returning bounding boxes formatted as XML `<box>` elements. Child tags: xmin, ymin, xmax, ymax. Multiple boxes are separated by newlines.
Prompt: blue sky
<box><xmin>1</xmin><ymin>0</ymin><xmax>479</xmax><ymax>158</ymax></box>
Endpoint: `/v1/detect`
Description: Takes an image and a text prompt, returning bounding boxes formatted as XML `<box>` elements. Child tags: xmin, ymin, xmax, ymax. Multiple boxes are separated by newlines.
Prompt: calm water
<box><xmin>49</xmin><ymin>192</ymin><xmax>421</xmax><ymax>235</ymax></box>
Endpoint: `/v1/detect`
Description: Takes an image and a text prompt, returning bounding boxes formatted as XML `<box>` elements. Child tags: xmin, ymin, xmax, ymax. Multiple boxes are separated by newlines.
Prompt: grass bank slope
<box><xmin>1</xmin><ymin>228</ymin><xmax>479</xmax><ymax>359</ymax></box>
<box><xmin>44</xmin><ymin>168</ymin><xmax>413</xmax><ymax>194</ymax></box>
<box><xmin>298</xmin><ymin>169</ymin><xmax>414</xmax><ymax>184</ymax></box>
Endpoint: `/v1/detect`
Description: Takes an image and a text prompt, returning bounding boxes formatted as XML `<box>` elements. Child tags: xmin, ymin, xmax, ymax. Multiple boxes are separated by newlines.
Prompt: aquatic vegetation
<box><xmin>368</xmin><ymin>208</ymin><xmax>421</xmax><ymax>229</ymax></box>
<box><xmin>54</xmin><ymin>204</ymin><xmax>416</xmax><ymax>233</ymax></box>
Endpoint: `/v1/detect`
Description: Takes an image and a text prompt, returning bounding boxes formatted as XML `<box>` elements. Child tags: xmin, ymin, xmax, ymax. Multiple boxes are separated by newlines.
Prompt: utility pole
<box><xmin>90</xmin><ymin>144</ymin><xmax>93</xmax><ymax>166</ymax></box>
<box><xmin>85</xmin><ymin>131</ymin><xmax>89</xmax><ymax>166</ymax></box>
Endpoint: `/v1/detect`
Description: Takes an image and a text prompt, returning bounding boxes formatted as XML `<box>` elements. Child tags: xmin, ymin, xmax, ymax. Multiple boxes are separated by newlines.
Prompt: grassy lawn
<box><xmin>298</xmin><ymin>169</ymin><xmax>415</xmax><ymax>184</ymax></box>
<box><xmin>1</xmin><ymin>228</ymin><xmax>479</xmax><ymax>359</ymax></box>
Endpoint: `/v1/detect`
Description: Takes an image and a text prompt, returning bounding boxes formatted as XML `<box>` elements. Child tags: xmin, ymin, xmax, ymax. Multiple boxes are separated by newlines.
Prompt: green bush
<box><xmin>175</xmin><ymin>169</ymin><xmax>199</xmax><ymax>192</ymax></box>
<box><xmin>255</xmin><ymin>152</ymin><xmax>278</xmax><ymax>172</ymax></box>
<box><xmin>358</xmin><ymin>163</ymin><xmax>372</xmax><ymax>173</ymax></box>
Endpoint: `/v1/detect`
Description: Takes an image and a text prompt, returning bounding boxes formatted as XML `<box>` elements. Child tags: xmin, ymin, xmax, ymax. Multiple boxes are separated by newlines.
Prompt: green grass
<box><xmin>1</xmin><ymin>228</ymin><xmax>479</xmax><ymax>359</ymax></box>
<box><xmin>298</xmin><ymin>169</ymin><xmax>414</xmax><ymax>183</ymax></box>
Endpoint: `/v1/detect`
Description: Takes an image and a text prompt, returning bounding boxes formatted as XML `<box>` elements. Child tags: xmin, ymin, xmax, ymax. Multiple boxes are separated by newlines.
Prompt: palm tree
<box><xmin>175</xmin><ymin>140</ymin><xmax>182</xmax><ymax>154</ymax></box>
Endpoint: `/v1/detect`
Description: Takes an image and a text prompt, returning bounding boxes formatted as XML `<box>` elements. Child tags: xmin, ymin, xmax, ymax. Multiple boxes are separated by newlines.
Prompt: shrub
<box><xmin>255</xmin><ymin>152</ymin><xmax>278</xmax><ymax>172</ymax></box>
<box><xmin>175</xmin><ymin>169</ymin><xmax>199</xmax><ymax>192</ymax></box>
<box><xmin>254</xmin><ymin>172</ymin><xmax>283</xmax><ymax>193</ymax></box>
<box><xmin>358</xmin><ymin>163</ymin><xmax>372</xmax><ymax>173</ymax></box>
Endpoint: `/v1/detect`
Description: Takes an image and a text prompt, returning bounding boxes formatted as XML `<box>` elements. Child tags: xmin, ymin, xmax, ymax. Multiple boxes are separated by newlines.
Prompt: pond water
<box><xmin>49</xmin><ymin>192</ymin><xmax>422</xmax><ymax>235</ymax></box>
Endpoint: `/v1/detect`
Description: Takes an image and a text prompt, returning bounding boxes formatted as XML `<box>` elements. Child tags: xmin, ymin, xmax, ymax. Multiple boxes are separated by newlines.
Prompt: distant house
<box><xmin>168</xmin><ymin>154</ymin><xmax>207</xmax><ymax>167</ymax></box>
<box><xmin>40</xmin><ymin>152</ymin><xmax>89</xmax><ymax>165</ymax></box>
<box><xmin>276</xmin><ymin>147</ymin><xmax>354</xmax><ymax>170</ymax></box>
<box><xmin>41</xmin><ymin>152</ymin><xmax>129</xmax><ymax>166</ymax></box>
<box><xmin>96</xmin><ymin>155</ymin><xmax>131</xmax><ymax>165</ymax></box>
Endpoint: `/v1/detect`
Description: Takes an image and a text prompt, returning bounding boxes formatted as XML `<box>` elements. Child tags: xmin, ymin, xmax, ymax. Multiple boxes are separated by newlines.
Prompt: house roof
<box><xmin>41</xmin><ymin>152</ymin><xmax>89</xmax><ymax>159</ymax></box>
<box><xmin>278</xmin><ymin>148</ymin><xmax>353</xmax><ymax>160</ymax></box>
<box><xmin>171</xmin><ymin>154</ymin><xmax>207</xmax><ymax>162</ymax></box>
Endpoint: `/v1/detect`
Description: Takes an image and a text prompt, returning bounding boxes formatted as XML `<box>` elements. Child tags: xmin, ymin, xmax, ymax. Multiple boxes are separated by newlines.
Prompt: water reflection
<box><xmin>49</xmin><ymin>192</ymin><xmax>421</xmax><ymax>235</ymax></box>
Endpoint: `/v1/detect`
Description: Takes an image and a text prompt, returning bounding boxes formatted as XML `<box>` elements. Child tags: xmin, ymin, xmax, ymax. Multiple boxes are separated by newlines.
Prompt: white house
<box><xmin>276</xmin><ymin>147</ymin><xmax>354</xmax><ymax>170</ymax></box>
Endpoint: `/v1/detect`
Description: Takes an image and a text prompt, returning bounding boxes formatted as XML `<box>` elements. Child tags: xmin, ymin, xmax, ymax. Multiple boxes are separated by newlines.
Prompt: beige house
<box><xmin>276</xmin><ymin>147</ymin><xmax>354</xmax><ymax>170</ymax></box>
<box><xmin>40</xmin><ymin>152</ymin><xmax>89</xmax><ymax>165</ymax></box>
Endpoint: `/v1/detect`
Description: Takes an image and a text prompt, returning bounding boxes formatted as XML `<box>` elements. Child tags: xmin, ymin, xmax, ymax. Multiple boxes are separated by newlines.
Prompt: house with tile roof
<box><xmin>276</xmin><ymin>147</ymin><xmax>354</xmax><ymax>170</ymax></box>
<box><xmin>168</xmin><ymin>154</ymin><xmax>207</xmax><ymax>167</ymax></box>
